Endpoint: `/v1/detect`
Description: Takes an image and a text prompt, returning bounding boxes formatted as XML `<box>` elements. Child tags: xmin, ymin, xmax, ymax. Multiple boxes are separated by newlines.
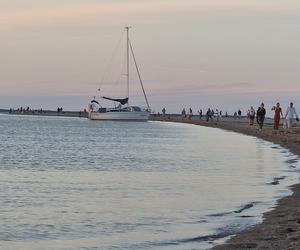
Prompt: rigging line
<box><xmin>129</xmin><ymin>40</ymin><xmax>150</xmax><ymax>111</ymax></box>
<box><xmin>99</xmin><ymin>30</ymin><xmax>125</xmax><ymax>91</ymax></box>
<box><xmin>113</xmin><ymin>48</ymin><xmax>127</xmax><ymax>89</ymax></box>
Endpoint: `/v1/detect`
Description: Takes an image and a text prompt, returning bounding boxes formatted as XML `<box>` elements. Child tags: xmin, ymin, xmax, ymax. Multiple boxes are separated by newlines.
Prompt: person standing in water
<box><xmin>271</xmin><ymin>102</ymin><xmax>283</xmax><ymax>130</ymax></box>
<box><xmin>256</xmin><ymin>103</ymin><xmax>266</xmax><ymax>130</ymax></box>
<box><xmin>285</xmin><ymin>102</ymin><xmax>299</xmax><ymax>129</ymax></box>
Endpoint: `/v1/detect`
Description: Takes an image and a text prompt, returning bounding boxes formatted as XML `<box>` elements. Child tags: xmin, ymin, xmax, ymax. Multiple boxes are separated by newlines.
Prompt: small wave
<box><xmin>180</xmin><ymin>232</ymin><xmax>230</xmax><ymax>243</ymax></box>
<box><xmin>285</xmin><ymin>158</ymin><xmax>298</xmax><ymax>164</ymax></box>
<box><xmin>238</xmin><ymin>215</ymin><xmax>254</xmax><ymax>218</ymax></box>
<box><xmin>234</xmin><ymin>203</ymin><xmax>254</xmax><ymax>213</ymax></box>
<box><xmin>184</xmin><ymin>219</ymin><xmax>208</xmax><ymax>224</ymax></box>
<box><xmin>161</xmin><ymin>225</ymin><xmax>242</xmax><ymax>247</ymax></box>
<box><xmin>273</xmin><ymin>176</ymin><xmax>286</xmax><ymax>181</ymax></box>
<box><xmin>267</xmin><ymin>176</ymin><xmax>287</xmax><ymax>185</ymax></box>
<box><xmin>208</xmin><ymin>211</ymin><xmax>232</xmax><ymax>217</ymax></box>
<box><xmin>208</xmin><ymin>202</ymin><xmax>257</xmax><ymax>218</ymax></box>
<box><xmin>267</xmin><ymin>180</ymin><xmax>280</xmax><ymax>185</ymax></box>
<box><xmin>155</xmin><ymin>232</ymin><xmax>234</xmax><ymax>248</ymax></box>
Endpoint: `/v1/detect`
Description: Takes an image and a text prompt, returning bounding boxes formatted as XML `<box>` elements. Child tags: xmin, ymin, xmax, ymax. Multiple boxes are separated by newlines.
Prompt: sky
<box><xmin>0</xmin><ymin>0</ymin><xmax>300</xmax><ymax>114</ymax></box>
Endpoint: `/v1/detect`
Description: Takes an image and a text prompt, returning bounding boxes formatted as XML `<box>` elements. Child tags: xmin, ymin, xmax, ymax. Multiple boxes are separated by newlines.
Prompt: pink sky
<box><xmin>0</xmin><ymin>0</ymin><xmax>300</xmax><ymax>113</ymax></box>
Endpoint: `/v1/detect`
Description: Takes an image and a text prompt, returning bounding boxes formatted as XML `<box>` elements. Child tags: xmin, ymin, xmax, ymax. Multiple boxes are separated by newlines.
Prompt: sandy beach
<box><xmin>152</xmin><ymin>115</ymin><xmax>300</xmax><ymax>250</ymax></box>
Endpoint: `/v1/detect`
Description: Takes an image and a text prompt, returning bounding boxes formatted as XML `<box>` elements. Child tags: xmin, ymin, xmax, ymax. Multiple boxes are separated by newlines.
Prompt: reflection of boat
<box><xmin>88</xmin><ymin>27</ymin><xmax>150</xmax><ymax>121</ymax></box>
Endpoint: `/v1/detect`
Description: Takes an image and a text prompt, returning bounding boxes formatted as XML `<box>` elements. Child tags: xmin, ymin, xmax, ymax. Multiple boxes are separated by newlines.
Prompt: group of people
<box><xmin>205</xmin><ymin>108</ymin><xmax>223</xmax><ymax>122</ymax></box>
<box><xmin>181</xmin><ymin>108</ymin><xmax>194</xmax><ymax>120</ymax></box>
<box><xmin>57</xmin><ymin>107</ymin><xmax>63</xmax><ymax>113</ymax></box>
<box><xmin>247</xmin><ymin>102</ymin><xmax>299</xmax><ymax>130</ymax></box>
<box><xmin>180</xmin><ymin>108</ymin><xmax>224</xmax><ymax>121</ymax></box>
<box><xmin>161</xmin><ymin>102</ymin><xmax>299</xmax><ymax>131</ymax></box>
<box><xmin>233</xmin><ymin>109</ymin><xmax>242</xmax><ymax>119</ymax></box>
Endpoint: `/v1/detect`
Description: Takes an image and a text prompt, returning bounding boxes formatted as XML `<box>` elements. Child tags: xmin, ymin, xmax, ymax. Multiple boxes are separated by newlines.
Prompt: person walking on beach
<box><xmin>206</xmin><ymin>108</ymin><xmax>211</xmax><ymax>122</ymax></box>
<box><xmin>285</xmin><ymin>102</ymin><xmax>299</xmax><ymax>129</ymax></box>
<box><xmin>181</xmin><ymin>108</ymin><xmax>186</xmax><ymax>120</ymax></box>
<box><xmin>257</xmin><ymin>103</ymin><xmax>266</xmax><ymax>130</ymax></box>
<box><xmin>162</xmin><ymin>107</ymin><xmax>166</xmax><ymax>117</ymax></box>
<box><xmin>215</xmin><ymin>109</ymin><xmax>219</xmax><ymax>121</ymax></box>
<box><xmin>238</xmin><ymin>109</ymin><xmax>242</xmax><ymax>119</ymax></box>
<box><xmin>249</xmin><ymin>106</ymin><xmax>255</xmax><ymax>125</ymax></box>
<box><xmin>271</xmin><ymin>102</ymin><xmax>283</xmax><ymax>130</ymax></box>
<box><xmin>198</xmin><ymin>109</ymin><xmax>203</xmax><ymax>120</ymax></box>
<box><xmin>188</xmin><ymin>108</ymin><xmax>193</xmax><ymax>120</ymax></box>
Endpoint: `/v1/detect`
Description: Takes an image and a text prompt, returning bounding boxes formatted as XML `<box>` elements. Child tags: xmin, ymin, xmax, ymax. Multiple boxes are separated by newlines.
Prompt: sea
<box><xmin>0</xmin><ymin>114</ymin><xmax>300</xmax><ymax>250</ymax></box>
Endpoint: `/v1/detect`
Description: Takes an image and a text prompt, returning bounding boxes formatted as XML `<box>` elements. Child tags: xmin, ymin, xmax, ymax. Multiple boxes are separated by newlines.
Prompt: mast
<box><xmin>126</xmin><ymin>26</ymin><xmax>130</xmax><ymax>108</ymax></box>
<box><xmin>129</xmin><ymin>41</ymin><xmax>151</xmax><ymax>111</ymax></box>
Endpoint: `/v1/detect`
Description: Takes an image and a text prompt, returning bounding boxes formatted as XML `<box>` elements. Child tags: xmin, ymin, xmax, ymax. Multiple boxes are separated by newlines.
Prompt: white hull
<box><xmin>88</xmin><ymin>111</ymin><xmax>150</xmax><ymax>121</ymax></box>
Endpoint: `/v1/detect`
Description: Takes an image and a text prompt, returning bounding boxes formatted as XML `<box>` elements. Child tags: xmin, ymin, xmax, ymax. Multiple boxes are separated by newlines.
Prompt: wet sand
<box><xmin>152</xmin><ymin>115</ymin><xmax>300</xmax><ymax>250</ymax></box>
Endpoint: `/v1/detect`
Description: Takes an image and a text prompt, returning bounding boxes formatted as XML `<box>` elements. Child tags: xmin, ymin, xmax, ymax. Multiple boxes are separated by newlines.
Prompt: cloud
<box><xmin>1</xmin><ymin>0</ymin><xmax>299</xmax><ymax>31</ymax></box>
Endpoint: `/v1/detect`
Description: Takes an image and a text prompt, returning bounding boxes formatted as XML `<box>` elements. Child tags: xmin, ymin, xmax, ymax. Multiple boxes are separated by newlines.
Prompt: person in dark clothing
<box><xmin>181</xmin><ymin>108</ymin><xmax>186</xmax><ymax>120</ymax></box>
<box><xmin>188</xmin><ymin>108</ymin><xmax>193</xmax><ymax>120</ymax></box>
<box><xmin>198</xmin><ymin>109</ymin><xmax>203</xmax><ymax>120</ymax></box>
<box><xmin>206</xmin><ymin>108</ymin><xmax>211</xmax><ymax>122</ymax></box>
<box><xmin>238</xmin><ymin>109</ymin><xmax>242</xmax><ymax>119</ymax></box>
<box><xmin>257</xmin><ymin>103</ymin><xmax>266</xmax><ymax>130</ymax></box>
<box><xmin>162</xmin><ymin>107</ymin><xmax>166</xmax><ymax>117</ymax></box>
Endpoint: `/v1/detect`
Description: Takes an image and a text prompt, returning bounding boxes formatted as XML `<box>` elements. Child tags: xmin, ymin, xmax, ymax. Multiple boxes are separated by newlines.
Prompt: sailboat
<box><xmin>88</xmin><ymin>27</ymin><xmax>150</xmax><ymax>121</ymax></box>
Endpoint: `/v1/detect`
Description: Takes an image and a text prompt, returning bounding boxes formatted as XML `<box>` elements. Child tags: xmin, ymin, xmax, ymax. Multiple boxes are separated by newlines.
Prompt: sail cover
<box><xmin>91</xmin><ymin>100</ymin><xmax>99</xmax><ymax>104</ymax></box>
<box><xmin>101</xmin><ymin>96</ymin><xmax>128</xmax><ymax>105</ymax></box>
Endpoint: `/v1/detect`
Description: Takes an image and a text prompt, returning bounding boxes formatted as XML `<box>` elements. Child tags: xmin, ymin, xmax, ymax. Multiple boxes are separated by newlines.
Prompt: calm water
<box><xmin>0</xmin><ymin>114</ymin><xmax>300</xmax><ymax>250</ymax></box>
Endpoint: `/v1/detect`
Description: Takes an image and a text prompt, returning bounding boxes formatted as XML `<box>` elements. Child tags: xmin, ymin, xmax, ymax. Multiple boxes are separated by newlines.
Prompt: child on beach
<box><xmin>285</xmin><ymin>102</ymin><xmax>299</xmax><ymax>128</ymax></box>
<box><xmin>271</xmin><ymin>102</ymin><xmax>283</xmax><ymax>130</ymax></box>
<box><xmin>256</xmin><ymin>103</ymin><xmax>266</xmax><ymax>130</ymax></box>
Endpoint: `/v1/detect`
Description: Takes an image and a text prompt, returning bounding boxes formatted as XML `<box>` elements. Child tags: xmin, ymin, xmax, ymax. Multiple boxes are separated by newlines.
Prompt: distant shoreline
<box><xmin>0</xmin><ymin>109</ymin><xmax>88</xmax><ymax>118</ymax></box>
<box><xmin>152</xmin><ymin>115</ymin><xmax>300</xmax><ymax>249</ymax></box>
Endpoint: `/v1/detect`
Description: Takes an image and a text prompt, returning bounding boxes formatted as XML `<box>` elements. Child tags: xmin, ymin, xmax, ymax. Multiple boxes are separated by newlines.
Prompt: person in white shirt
<box><xmin>249</xmin><ymin>106</ymin><xmax>255</xmax><ymax>125</ymax></box>
<box><xmin>285</xmin><ymin>102</ymin><xmax>299</xmax><ymax>128</ymax></box>
<box><xmin>215</xmin><ymin>109</ymin><xmax>219</xmax><ymax>121</ymax></box>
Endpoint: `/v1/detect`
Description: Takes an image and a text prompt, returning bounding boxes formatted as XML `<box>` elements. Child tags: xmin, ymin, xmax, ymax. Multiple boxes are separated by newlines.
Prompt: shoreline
<box><xmin>152</xmin><ymin>115</ymin><xmax>300</xmax><ymax>250</ymax></box>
